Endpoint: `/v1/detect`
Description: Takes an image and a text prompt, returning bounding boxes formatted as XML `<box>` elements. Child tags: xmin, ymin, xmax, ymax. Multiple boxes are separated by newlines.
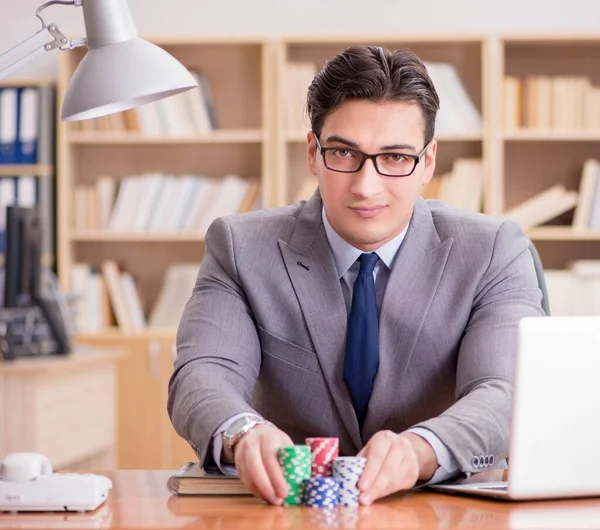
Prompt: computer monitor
<box><xmin>3</xmin><ymin>205</ymin><xmax>41</xmax><ymax>308</ymax></box>
<box><xmin>1</xmin><ymin>205</ymin><xmax>71</xmax><ymax>357</ymax></box>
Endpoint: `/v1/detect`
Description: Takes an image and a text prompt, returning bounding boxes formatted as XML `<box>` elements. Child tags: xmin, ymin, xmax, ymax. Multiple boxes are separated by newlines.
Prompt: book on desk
<box><xmin>167</xmin><ymin>462</ymin><xmax>250</xmax><ymax>495</ymax></box>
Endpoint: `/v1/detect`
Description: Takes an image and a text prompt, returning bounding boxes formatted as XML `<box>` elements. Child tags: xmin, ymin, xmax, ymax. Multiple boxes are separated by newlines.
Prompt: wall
<box><xmin>1</xmin><ymin>0</ymin><xmax>600</xmax><ymax>79</ymax></box>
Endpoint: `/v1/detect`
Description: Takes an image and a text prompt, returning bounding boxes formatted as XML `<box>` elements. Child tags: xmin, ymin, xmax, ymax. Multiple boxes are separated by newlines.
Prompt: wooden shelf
<box><xmin>281</xmin><ymin>34</ymin><xmax>486</xmax><ymax>44</ymax></box>
<box><xmin>0</xmin><ymin>164</ymin><xmax>53</xmax><ymax>176</ymax></box>
<box><xmin>0</xmin><ymin>78</ymin><xmax>53</xmax><ymax>88</ymax></box>
<box><xmin>501</xmin><ymin>34</ymin><xmax>600</xmax><ymax>44</ymax></box>
<box><xmin>284</xmin><ymin>130</ymin><xmax>483</xmax><ymax>143</ymax></box>
<box><xmin>68</xmin><ymin>129</ymin><xmax>265</xmax><ymax>145</ymax></box>
<box><xmin>0</xmin><ymin>253</ymin><xmax>54</xmax><ymax>267</ymax></box>
<box><xmin>503</xmin><ymin>130</ymin><xmax>600</xmax><ymax>141</ymax></box>
<box><xmin>71</xmin><ymin>231</ymin><xmax>206</xmax><ymax>242</ymax></box>
<box><xmin>527</xmin><ymin>227</ymin><xmax>600</xmax><ymax>241</ymax></box>
<box><xmin>74</xmin><ymin>330</ymin><xmax>177</xmax><ymax>341</ymax></box>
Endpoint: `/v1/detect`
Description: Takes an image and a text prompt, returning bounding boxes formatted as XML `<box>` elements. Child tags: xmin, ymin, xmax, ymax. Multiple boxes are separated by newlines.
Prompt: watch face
<box><xmin>225</xmin><ymin>415</ymin><xmax>259</xmax><ymax>439</ymax></box>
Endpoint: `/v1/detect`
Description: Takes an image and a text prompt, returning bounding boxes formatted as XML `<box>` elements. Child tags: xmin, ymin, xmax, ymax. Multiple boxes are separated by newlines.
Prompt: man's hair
<box><xmin>306</xmin><ymin>45</ymin><xmax>440</xmax><ymax>146</ymax></box>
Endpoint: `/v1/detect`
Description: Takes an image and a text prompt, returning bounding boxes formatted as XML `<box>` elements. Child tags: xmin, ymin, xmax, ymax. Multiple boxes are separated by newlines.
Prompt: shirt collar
<box><xmin>322</xmin><ymin>207</ymin><xmax>408</xmax><ymax>279</ymax></box>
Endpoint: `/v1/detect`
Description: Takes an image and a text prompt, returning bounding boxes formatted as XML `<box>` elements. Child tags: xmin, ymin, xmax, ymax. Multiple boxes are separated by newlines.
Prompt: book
<box><xmin>167</xmin><ymin>462</ymin><xmax>251</xmax><ymax>496</ymax></box>
<box><xmin>503</xmin><ymin>184</ymin><xmax>579</xmax><ymax>230</ymax></box>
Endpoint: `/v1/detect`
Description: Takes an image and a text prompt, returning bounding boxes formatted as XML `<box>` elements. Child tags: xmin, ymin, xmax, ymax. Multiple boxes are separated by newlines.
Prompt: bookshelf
<box><xmin>273</xmin><ymin>35</ymin><xmax>490</xmax><ymax>209</ymax></box>
<box><xmin>58</xmin><ymin>33</ymin><xmax>600</xmax><ymax>333</ymax></box>
<box><xmin>53</xmin><ymin>34</ymin><xmax>600</xmax><ymax>327</ymax></box>
<box><xmin>497</xmin><ymin>35</ymin><xmax>600</xmax><ymax>317</ymax></box>
<box><xmin>498</xmin><ymin>35</ymin><xmax>600</xmax><ymax>269</ymax></box>
<box><xmin>57</xmin><ymin>37</ymin><xmax>273</xmax><ymax>323</ymax></box>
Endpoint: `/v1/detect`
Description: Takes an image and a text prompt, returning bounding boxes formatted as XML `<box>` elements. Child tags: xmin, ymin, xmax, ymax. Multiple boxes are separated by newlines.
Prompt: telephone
<box><xmin>0</xmin><ymin>452</ymin><xmax>112</xmax><ymax>512</ymax></box>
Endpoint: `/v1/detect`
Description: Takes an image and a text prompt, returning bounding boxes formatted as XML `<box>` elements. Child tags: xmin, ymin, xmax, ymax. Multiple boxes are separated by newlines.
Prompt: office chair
<box><xmin>528</xmin><ymin>242</ymin><xmax>550</xmax><ymax>315</ymax></box>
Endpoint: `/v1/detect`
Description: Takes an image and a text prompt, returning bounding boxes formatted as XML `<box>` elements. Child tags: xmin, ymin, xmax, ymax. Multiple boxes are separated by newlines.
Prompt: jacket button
<box><xmin>472</xmin><ymin>456</ymin><xmax>480</xmax><ymax>468</ymax></box>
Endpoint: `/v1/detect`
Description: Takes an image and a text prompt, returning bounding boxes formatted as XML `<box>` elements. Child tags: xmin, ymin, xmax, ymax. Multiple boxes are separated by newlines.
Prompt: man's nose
<box><xmin>350</xmin><ymin>157</ymin><xmax>384</xmax><ymax>197</ymax></box>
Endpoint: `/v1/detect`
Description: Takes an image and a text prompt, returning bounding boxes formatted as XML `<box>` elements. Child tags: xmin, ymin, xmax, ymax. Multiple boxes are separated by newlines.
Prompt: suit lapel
<box><xmin>278</xmin><ymin>192</ymin><xmax>362</xmax><ymax>450</ymax></box>
<box><xmin>362</xmin><ymin>198</ymin><xmax>454</xmax><ymax>441</ymax></box>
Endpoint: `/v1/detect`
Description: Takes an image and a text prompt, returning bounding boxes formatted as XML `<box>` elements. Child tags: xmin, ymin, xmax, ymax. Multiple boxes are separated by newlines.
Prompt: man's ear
<box><xmin>421</xmin><ymin>139</ymin><xmax>437</xmax><ymax>185</ymax></box>
<box><xmin>307</xmin><ymin>131</ymin><xmax>318</xmax><ymax>175</ymax></box>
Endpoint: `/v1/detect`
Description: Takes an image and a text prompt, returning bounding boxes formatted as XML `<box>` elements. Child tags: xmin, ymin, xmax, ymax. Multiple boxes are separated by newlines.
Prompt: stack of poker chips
<box><xmin>277</xmin><ymin>445</ymin><xmax>312</xmax><ymax>506</ymax></box>
<box><xmin>304</xmin><ymin>437</ymin><xmax>340</xmax><ymax>508</ymax></box>
<box><xmin>333</xmin><ymin>456</ymin><xmax>367</xmax><ymax>507</ymax></box>
<box><xmin>306</xmin><ymin>437</ymin><xmax>340</xmax><ymax>477</ymax></box>
<box><xmin>304</xmin><ymin>476</ymin><xmax>340</xmax><ymax>508</ymax></box>
<box><xmin>278</xmin><ymin>437</ymin><xmax>367</xmax><ymax>508</ymax></box>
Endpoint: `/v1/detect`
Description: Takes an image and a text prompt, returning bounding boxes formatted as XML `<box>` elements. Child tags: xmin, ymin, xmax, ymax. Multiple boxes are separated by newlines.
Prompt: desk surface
<box><xmin>2</xmin><ymin>470</ymin><xmax>600</xmax><ymax>529</ymax></box>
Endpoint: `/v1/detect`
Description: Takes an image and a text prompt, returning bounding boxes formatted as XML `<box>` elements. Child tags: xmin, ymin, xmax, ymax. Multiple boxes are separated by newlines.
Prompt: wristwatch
<box><xmin>223</xmin><ymin>414</ymin><xmax>273</xmax><ymax>453</ymax></box>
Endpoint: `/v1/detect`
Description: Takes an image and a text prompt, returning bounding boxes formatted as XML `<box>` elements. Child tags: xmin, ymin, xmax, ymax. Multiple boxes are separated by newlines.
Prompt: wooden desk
<box><xmin>2</xmin><ymin>470</ymin><xmax>600</xmax><ymax>529</ymax></box>
<box><xmin>0</xmin><ymin>349</ymin><xmax>122</xmax><ymax>471</ymax></box>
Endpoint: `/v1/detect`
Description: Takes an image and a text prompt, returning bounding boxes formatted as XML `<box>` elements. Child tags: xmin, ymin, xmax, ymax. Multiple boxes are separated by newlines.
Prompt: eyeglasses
<box><xmin>313</xmin><ymin>133</ymin><xmax>429</xmax><ymax>177</ymax></box>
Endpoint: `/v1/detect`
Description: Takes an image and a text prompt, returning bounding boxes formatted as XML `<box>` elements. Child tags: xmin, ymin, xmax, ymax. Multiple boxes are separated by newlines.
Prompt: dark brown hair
<box><xmin>306</xmin><ymin>45</ymin><xmax>440</xmax><ymax>145</ymax></box>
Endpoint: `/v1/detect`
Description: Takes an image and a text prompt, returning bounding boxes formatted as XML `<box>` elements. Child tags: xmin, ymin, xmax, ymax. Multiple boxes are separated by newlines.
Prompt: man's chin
<box><xmin>344</xmin><ymin>229</ymin><xmax>391</xmax><ymax>250</ymax></box>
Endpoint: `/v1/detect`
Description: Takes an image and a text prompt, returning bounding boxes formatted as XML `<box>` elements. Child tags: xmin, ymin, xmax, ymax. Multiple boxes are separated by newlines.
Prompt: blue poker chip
<box><xmin>304</xmin><ymin>477</ymin><xmax>340</xmax><ymax>508</ymax></box>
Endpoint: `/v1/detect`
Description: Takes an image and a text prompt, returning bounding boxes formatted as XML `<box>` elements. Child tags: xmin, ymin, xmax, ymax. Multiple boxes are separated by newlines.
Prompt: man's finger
<box><xmin>235</xmin><ymin>453</ymin><xmax>261</xmax><ymax>500</ymax></box>
<box><xmin>243</xmin><ymin>443</ymin><xmax>282</xmax><ymax>505</ymax></box>
<box><xmin>360</xmin><ymin>443</ymin><xmax>393</xmax><ymax>505</ymax></box>
<box><xmin>357</xmin><ymin>437</ymin><xmax>389</xmax><ymax>492</ymax></box>
<box><xmin>366</xmin><ymin>443</ymin><xmax>403</xmax><ymax>503</ymax></box>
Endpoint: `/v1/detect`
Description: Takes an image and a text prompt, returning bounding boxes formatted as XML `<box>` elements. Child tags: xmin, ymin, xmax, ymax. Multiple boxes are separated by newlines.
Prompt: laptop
<box><xmin>432</xmin><ymin>315</ymin><xmax>600</xmax><ymax>501</ymax></box>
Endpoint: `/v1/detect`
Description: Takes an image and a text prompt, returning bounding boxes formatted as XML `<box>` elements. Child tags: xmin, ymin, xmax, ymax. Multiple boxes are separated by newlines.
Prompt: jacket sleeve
<box><xmin>167</xmin><ymin>216</ymin><xmax>261</xmax><ymax>465</ymax></box>
<box><xmin>413</xmin><ymin>219</ymin><xmax>545</xmax><ymax>473</ymax></box>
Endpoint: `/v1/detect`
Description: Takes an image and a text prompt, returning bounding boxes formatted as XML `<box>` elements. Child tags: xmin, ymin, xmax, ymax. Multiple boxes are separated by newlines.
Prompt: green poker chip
<box><xmin>278</xmin><ymin>445</ymin><xmax>312</xmax><ymax>505</ymax></box>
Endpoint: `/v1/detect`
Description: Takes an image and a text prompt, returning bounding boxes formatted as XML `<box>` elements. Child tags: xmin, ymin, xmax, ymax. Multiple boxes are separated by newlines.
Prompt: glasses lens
<box><xmin>376</xmin><ymin>154</ymin><xmax>416</xmax><ymax>176</ymax></box>
<box><xmin>323</xmin><ymin>149</ymin><xmax>363</xmax><ymax>172</ymax></box>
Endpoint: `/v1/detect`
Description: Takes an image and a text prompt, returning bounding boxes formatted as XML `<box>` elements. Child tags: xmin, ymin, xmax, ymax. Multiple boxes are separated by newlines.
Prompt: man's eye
<box><xmin>382</xmin><ymin>153</ymin><xmax>408</xmax><ymax>163</ymax></box>
<box><xmin>332</xmin><ymin>149</ymin><xmax>355</xmax><ymax>159</ymax></box>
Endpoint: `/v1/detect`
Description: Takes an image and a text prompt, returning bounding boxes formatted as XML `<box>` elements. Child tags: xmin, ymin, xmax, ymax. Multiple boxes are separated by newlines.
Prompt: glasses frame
<box><xmin>313</xmin><ymin>132</ymin><xmax>429</xmax><ymax>178</ymax></box>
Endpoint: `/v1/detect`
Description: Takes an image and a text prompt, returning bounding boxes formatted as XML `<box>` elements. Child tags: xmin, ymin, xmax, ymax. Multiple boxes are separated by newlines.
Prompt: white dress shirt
<box><xmin>209</xmin><ymin>209</ymin><xmax>460</xmax><ymax>483</ymax></box>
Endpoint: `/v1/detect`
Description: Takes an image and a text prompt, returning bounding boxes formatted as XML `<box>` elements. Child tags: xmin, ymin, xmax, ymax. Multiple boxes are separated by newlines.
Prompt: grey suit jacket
<box><xmin>168</xmin><ymin>191</ymin><xmax>544</xmax><ymax>473</ymax></box>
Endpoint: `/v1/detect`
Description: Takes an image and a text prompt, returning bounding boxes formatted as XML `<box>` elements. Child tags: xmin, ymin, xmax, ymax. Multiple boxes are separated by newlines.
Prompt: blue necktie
<box><xmin>344</xmin><ymin>252</ymin><xmax>380</xmax><ymax>427</ymax></box>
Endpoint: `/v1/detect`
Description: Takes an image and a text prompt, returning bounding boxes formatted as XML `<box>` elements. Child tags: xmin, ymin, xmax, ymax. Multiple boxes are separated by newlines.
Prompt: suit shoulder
<box><xmin>425</xmin><ymin>200</ymin><xmax>523</xmax><ymax>242</ymax></box>
<box><xmin>426</xmin><ymin>200</ymin><xmax>529</xmax><ymax>247</ymax></box>
<box><xmin>212</xmin><ymin>200</ymin><xmax>306</xmax><ymax>240</ymax></box>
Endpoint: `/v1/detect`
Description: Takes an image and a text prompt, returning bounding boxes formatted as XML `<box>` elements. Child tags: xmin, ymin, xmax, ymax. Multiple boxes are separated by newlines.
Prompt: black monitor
<box><xmin>4</xmin><ymin>205</ymin><xmax>41</xmax><ymax>308</ymax></box>
<box><xmin>1</xmin><ymin>205</ymin><xmax>70</xmax><ymax>357</ymax></box>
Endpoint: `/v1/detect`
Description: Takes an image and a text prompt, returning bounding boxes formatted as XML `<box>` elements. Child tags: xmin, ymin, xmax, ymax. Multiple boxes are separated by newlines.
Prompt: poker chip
<box><xmin>277</xmin><ymin>445</ymin><xmax>311</xmax><ymax>506</ymax></box>
<box><xmin>305</xmin><ymin>437</ymin><xmax>339</xmax><ymax>477</ymax></box>
<box><xmin>333</xmin><ymin>456</ymin><xmax>367</xmax><ymax>507</ymax></box>
<box><xmin>304</xmin><ymin>477</ymin><xmax>340</xmax><ymax>508</ymax></box>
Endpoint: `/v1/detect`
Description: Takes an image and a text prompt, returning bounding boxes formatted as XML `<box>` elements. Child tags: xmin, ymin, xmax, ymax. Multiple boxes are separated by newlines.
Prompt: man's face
<box><xmin>307</xmin><ymin>99</ymin><xmax>437</xmax><ymax>252</ymax></box>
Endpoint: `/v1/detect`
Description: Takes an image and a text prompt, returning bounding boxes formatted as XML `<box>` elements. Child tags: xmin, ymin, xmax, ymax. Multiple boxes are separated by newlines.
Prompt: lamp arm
<box><xmin>0</xmin><ymin>0</ymin><xmax>86</xmax><ymax>80</ymax></box>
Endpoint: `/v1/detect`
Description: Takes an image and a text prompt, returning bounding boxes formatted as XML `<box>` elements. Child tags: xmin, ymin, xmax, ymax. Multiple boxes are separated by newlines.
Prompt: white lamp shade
<box><xmin>61</xmin><ymin>38</ymin><xmax>197</xmax><ymax>121</ymax></box>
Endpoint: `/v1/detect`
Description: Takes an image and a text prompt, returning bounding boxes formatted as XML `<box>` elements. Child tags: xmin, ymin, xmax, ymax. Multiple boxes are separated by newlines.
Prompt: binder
<box><xmin>17</xmin><ymin>87</ymin><xmax>40</xmax><ymax>164</ymax></box>
<box><xmin>0</xmin><ymin>177</ymin><xmax>16</xmax><ymax>253</ymax></box>
<box><xmin>0</xmin><ymin>88</ymin><xmax>18</xmax><ymax>164</ymax></box>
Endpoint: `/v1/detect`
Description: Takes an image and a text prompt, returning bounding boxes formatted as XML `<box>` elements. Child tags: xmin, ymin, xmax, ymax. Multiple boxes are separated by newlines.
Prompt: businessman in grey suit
<box><xmin>168</xmin><ymin>45</ymin><xmax>545</xmax><ymax>506</ymax></box>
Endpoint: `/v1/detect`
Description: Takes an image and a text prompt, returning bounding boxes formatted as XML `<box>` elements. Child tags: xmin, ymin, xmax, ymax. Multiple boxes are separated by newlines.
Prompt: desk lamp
<box><xmin>0</xmin><ymin>0</ymin><xmax>197</xmax><ymax>121</ymax></box>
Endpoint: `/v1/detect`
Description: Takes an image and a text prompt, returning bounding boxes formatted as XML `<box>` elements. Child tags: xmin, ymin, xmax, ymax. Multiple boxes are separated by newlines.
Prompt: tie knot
<box><xmin>358</xmin><ymin>252</ymin><xmax>379</xmax><ymax>274</ymax></box>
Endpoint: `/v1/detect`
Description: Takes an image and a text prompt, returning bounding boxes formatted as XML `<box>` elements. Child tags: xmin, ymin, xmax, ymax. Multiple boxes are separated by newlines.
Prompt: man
<box><xmin>168</xmin><ymin>45</ymin><xmax>544</xmax><ymax>506</ymax></box>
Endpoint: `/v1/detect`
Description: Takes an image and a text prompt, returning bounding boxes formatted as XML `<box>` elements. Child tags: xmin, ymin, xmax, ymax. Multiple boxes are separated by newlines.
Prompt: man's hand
<box><xmin>229</xmin><ymin>424</ymin><xmax>293</xmax><ymax>505</ymax></box>
<box><xmin>356</xmin><ymin>431</ymin><xmax>438</xmax><ymax>505</ymax></box>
